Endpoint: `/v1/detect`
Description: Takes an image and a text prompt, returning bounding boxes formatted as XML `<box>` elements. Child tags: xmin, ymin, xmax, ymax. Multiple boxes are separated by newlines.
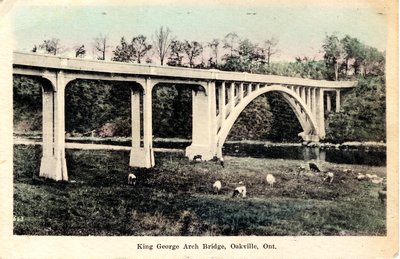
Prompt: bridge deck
<box><xmin>13</xmin><ymin>52</ymin><xmax>356</xmax><ymax>89</ymax></box>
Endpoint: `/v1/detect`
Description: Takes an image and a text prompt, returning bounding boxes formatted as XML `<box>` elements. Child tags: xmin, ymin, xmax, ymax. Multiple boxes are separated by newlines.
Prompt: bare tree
<box><xmin>208</xmin><ymin>38</ymin><xmax>220</xmax><ymax>66</ymax></box>
<box><xmin>261</xmin><ymin>38</ymin><xmax>280</xmax><ymax>66</ymax></box>
<box><xmin>153</xmin><ymin>26</ymin><xmax>174</xmax><ymax>65</ymax></box>
<box><xmin>131</xmin><ymin>35</ymin><xmax>152</xmax><ymax>64</ymax></box>
<box><xmin>93</xmin><ymin>34</ymin><xmax>110</xmax><ymax>60</ymax></box>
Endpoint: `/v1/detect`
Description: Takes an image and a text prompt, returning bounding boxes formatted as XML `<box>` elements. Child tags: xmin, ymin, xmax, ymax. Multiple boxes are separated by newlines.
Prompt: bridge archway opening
<box><xmin>65</xmin><ymin>79</ymin><xmax>143</xmax><ymax>144</ymax></box>
<box><xmin>151</xmin><ymin>83</ymin><xmax>206</xmax><ymax>149</ymax></box>
<box><xmin>323</xmin><ymin>90</ymin><xmax>339</xmax><ymax>116</ymax></box>
<box><xmin>226</xmin><ymin>92</ymin><xmax>302</xmax><ymax>143</ymax></box>
<box><xmin>268</xmin><ymin>92</ymin><xmax>304</xmax><ymax>142</ymax></box>
<box><xmin>13</xmin><ymin>75</ymin><xmax>55</xmax><ymax>134</ymax></box>
<box><xmin>217</xmin><ymin>85</ymin><xmax>318</xmax><ymax>154</ymax></box>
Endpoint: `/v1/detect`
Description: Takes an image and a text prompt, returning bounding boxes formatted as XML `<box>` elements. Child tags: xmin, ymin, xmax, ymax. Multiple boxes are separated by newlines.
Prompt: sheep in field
<box><xmin>371</xmin><ymin>177</ymin><xmax>384</xmax><ymax>184</ymax></box>
<box><xmin>219</xmin><ymin>157</ymin><xmax>225</xmax><ymax>168</ymax></box>
<box><xmin>127</xmin><ymin>173</ymin><xmax>137</xmax><ymax>185</ymax></box>
<box><xmin>324</xmin><ymin>172</ymin><xmax>334</xmax><ymax>183</ymax></box>
<box><xmin>232</xmin><ymin>182</ymin><xmax>246</xmax><ymax>198</ymax></box>
<box><xmin>193</xmin><ymin>155</ymin><xmax>202</xmax><ymax>161</ymax></box>
<box><xmin>266</xmin><ymin>174</ymin><xmax>276</xmax><ymax>188</ymax></box>
<box><xmin>213</xmin><ymin>180</ymin><xmax>222</xmax><ymax>194</ymax></box>
<box><xmin>357</xmin><ymin>173</ymin><xmax>366</xmax><ymax>181</ymax></box>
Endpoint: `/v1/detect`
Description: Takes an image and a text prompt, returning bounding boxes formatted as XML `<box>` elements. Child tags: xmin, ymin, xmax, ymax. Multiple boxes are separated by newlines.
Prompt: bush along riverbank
<box><xmin>301</xmin><ymin>141</ymin><xmax>386</xmax><ymax>151</ymax></box>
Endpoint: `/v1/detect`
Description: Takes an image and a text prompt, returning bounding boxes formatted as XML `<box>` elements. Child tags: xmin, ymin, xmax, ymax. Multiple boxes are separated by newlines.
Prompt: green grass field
<box><xmin>13</xmin><ymin>145</ymin><xmax>386</xmax><ymax>236</ymax></box>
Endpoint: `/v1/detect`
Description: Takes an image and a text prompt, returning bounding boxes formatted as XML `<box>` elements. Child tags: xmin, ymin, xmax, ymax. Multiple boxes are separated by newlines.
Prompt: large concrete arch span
<box><xmin>216</xmin><ymin>85</ymin><xmax>319</xmax><ymax>154</ymax></box>
<box><xmin>12</xmin><ymin>52</ymin><xmax>356</xmax><ymax>181</ymax></box>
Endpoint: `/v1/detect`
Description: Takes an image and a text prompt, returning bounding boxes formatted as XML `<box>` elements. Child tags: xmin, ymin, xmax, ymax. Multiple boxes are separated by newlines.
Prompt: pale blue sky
<box><xmin>12</xmin><ymin>4</ymin><xmax>387</xmax><ymax>61</ymax></box>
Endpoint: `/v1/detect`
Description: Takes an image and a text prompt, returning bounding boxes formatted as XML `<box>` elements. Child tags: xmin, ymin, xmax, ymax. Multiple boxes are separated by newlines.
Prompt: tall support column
<box><xmin>41</xmin><ymin>90</ymin><xmax>54</xmax><ymax>158</ymax></box>
<box><xmin>40</xmin><ymin>88</ymin><xmax>56</xmax><ymax>179</ymax></box>
<box><xmin>306</xmin><ymin>87</ymin><xmax>311</xmax><ymax>107</ymax></box>
<box><xmin>326</xmin><ymin>93</ymin><xmax>331</xmax><ymax>112</ymax></box>
<box><xmin>130</xmin><ymin>79</ymin><xmax>155</xmax><ymax>168</ymax></box>
<box><xmin>295</xmin><ymin>86</ymin><xmax>300</xmax><ymax>96</ymax></box>
<box><xmin>39</xmin><ymin>71</ymin><xmax>68</xmax><ymax>181</ymax></box>
<box><xmin>219</xmin><ymin>82</ymin><xmax>226</xmax><ymax>120</ymax></box>
<box><xmin>316</xmin><ymin>88</ymin><xmax>325</xmax><ymax>138</ymax></box>
<box><xmin>186</xmin><ymin>81</ymin><xmax>217</xmax><ymax>160</ymax></box>
<box><xmin>256</xmin><ymin>83</ymin><xmax>260</xmax><ymax>91</ymax></box>
<box><xmin>247</xmin><ymin>83</ymin><xmax>252</xmax><ymax>95</ymax></box>
<box><xmin>335</xmin><ymin>90</ymin><xmax>341</xmax><ymax>112</ymax></box>
<box><xmin>54</xmin><ymin>72</ymin><xmax>68</xmax><ymax>181</ymax></box>
<box><xmin>312</xmin><ymin>88</ymin><xmax>317</xmax><ymax>117</ymax></box>
<box><xmin>239</xmin><ymin>82</ymin><xmax>244</xmax><ymax>100</ymax></box>
<box><xmin>210</xmin><ymin>82</ymin><xmax>217</xmax><ymax>147</ymax></box>
<box><xmin>229</xmin><ymin>82</ymin><xmax>235</xmax><ymax>111</ymax></box>
<box><xmin>131</xmin><ymin>89</ymin><xmax>141</xmax><ymax>148</ymax></box>
<box><xmin>143</xmin><ymin>78</ymin><xmax>154</xmax><ymax>167</ymax></box>
<box><xmin>301</xmin><ymin>87</ymin><xmax>306</xmax><ymax>101</ymax></box>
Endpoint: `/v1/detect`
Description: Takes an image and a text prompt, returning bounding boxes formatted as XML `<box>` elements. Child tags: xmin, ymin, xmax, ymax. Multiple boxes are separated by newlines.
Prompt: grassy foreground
<box><xmin>14</xmin><ymin>145</ymin><xmax>386</xmax><ymax>236</ymax></box>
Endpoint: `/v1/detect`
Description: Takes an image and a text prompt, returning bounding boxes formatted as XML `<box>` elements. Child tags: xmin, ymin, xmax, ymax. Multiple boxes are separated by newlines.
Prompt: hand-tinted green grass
<box><xmin>13</xmin><ymin>145</ymin><xmax>386</xmax><ymax>236</ymax></box>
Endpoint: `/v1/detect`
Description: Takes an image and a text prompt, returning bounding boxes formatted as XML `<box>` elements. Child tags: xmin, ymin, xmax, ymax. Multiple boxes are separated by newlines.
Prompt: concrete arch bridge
<box><xmin>13</xmin><ymin>52</ymin><xmax>356</xmax><ymax>181</ymax></box>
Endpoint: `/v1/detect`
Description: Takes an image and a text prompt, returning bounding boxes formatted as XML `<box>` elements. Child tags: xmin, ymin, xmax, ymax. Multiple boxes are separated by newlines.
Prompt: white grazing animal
<box><xmin>232</xmin><ymin>185</ymin><xmax>247</xmax><ymax>198</ymax></box>
<box><xmin>213</xmin><ymin>180</ymin><xmax>222</xmax><ymax>194</ymax></box>
<box><xmin>266</xmin><ymin>174</ymin><xmax>276</xmax><ymax>187</ymax></box>
<box><xmin>128</xmin><ymin>173</ymin><xmax>136</xmax><ymax>185</ymax></box>
<box><xmin>371</xmin><ymin>177</ymin><xmax>384</xmax><ymax>184</ymax></box>
<box><xmin>357</xmin><ymin>174</ymin><xmax>366</xmax><ymax>180</ymax></box>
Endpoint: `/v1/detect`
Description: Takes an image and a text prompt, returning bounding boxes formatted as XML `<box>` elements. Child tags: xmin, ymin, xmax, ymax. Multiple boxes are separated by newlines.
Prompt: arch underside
<box><xmin>217</xmin><ymin>85</ymin><xmax>318</xmax><ymax>148</ymax></box>
<box><xmin>280</xmin><ymin>92</ymin><xmax>314</xmax><ymax>135</ymax></box>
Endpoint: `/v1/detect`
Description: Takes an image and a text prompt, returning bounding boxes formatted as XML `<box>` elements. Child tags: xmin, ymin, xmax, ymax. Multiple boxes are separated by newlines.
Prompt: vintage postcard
<box><xmin>0</xmin><ymin>0</ymin><xmax>398</xmax><ymax>258</ymax></box>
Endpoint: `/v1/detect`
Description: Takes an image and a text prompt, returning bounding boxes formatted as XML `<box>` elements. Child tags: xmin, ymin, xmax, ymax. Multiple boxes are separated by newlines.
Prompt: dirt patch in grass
<box><xmin>13</xmin><ymin>145</ymin><xmax>386</xmax><ymax>236</ymax></box>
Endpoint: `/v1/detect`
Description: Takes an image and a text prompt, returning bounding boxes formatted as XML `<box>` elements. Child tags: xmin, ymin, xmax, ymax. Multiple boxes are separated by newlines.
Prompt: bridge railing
<box><xmin>13</xmin><ymin>51</ymin><xmax>357</xmax><ymax>89</ymax></box>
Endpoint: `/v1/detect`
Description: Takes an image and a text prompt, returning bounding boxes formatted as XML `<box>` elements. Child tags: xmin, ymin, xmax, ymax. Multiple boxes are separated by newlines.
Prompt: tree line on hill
<box><xmin>14</xmin><ymin>30</ymin><xmax>385</xmax><ymax>143</ymax></box>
